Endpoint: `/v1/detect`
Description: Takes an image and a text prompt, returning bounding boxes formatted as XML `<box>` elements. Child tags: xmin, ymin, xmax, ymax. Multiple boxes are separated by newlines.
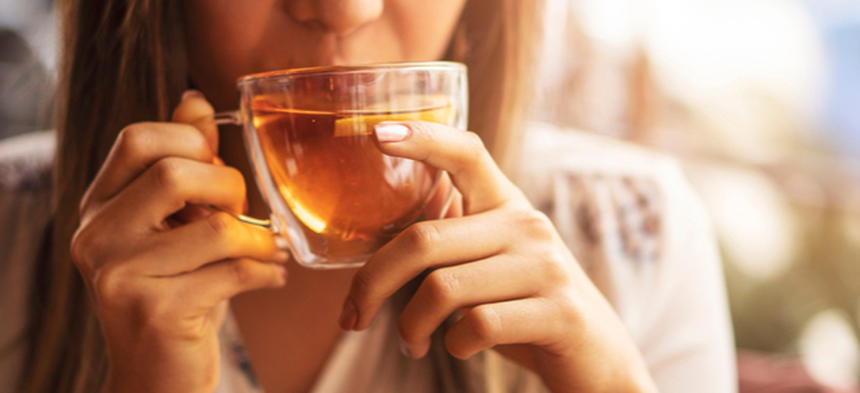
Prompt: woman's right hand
<box><xmin>70</xmin><ymin>91</ymin><xmax>289</xmax><ymax>393</ymax></box>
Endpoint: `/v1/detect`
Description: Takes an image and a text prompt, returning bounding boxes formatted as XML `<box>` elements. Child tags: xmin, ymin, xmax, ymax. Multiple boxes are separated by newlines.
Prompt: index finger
<box><xmin>373</xmin><ymin>121</ymin><xmax>527</xmax><ymax>215</ymax></box>
<box><xmin>81</xmin><ymin>92</ymin><xmax>219</xmax><ymax>214</ymax></box>
<box><xmin>343</xmin><ymin>211</ymin><xmax>510</xmax><ymax>331</ymax></box>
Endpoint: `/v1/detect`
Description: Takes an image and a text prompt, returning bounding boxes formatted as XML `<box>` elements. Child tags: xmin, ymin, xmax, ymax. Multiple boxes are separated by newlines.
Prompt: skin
<box><xmin>70</xmin><ymin>1</ymin><xmax>660</xmax><ymax>392</ymax></box>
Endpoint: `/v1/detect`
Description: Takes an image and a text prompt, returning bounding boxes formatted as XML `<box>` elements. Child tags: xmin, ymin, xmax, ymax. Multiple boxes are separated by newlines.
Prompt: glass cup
<box><xmin>213</xmin><ymin>61</ymin><xmax>468</xmax><ymax>269</ymax></box>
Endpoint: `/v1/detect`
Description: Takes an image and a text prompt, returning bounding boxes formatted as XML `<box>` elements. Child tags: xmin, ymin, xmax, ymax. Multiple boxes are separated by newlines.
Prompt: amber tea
<box><xmin>215</xmin><ymin>61</ymin><xmax>467</xmax><ymax>268</ymax></box>
<box><xmin>251</xmin><ymin>94</ymin><xmax>453</xmax><ymax>258</ymax></box>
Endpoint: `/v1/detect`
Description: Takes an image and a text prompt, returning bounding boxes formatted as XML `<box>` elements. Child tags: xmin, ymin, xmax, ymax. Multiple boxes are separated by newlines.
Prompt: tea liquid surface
<box><xmin>252</xmin><ymin>95</ymin><xmax>451</xmax><ymax>257</ymax></box>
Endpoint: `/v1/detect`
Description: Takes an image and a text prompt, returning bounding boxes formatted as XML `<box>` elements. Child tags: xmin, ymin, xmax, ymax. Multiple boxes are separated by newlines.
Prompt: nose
<box><xmin>286</xmin><ymin>0</ymin><xmax>384</xmax><ymax>37</ymax></box>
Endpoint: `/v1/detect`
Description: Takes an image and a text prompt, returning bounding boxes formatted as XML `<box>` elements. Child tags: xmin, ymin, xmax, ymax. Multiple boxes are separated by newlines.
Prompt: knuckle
<box><xmin>186</xmin><ymin>127</ymin><xmax>214</xmax><ymax>160</ymax></box>
<box><xmin>350</xmin><ymin>269</ymin><xmax>375</xmax><ymax>305</ymax></box>
<box><xmin>230</xmin><ymin>259</ymin><xmax>257</xmax><ymax>287</ymax></box>
<box><xmin>537</xmin><ymin>248</ymin><xmax>572</xmax><ymax>286</ymax></box>
<box><xmin>512</xmin><ymin>209</ymin><xmax>555</xmax><ymax>239</ymax></box>
<box><xmin>70</xmin><ymin>221</ymin><xmax>112</xmax><ymax>274</ymax></box>
<box><xmin>463</xmin><ymin>131</ymin><xmax>486</xmax><ymax>154</ymax></box>
<box><xmin>553</xmin><ymin>294</ymin><xmax>585</xmax><ymax>331</ymax></box>
<box><xmin>91</xmin><ymin>263</ymin><xmax>128</xmax><ymax>303</ymax></box>
<box><xmin>402</xmin><ymin>221</ymin><xmax>442</xmax><ymax>254</ymax></box>
<box><xmin>422</xmin><ymin>269</ymin><xmax>459</xmax><ymax>308</ymax></box>
<box><xmin>468</xmin><ymin>306</ymin><xmax>501</xmax><ymax>343</ymax></box>
<box><xmin>151</xmin><ymin>157</ymin><xmax>186</xmax><ymax>195</ymax></box>
<box><xmin>449</xmin><ymin>131</ymin><xmax>486</xmax><ymax>175</ymax></box>
<box><xmin>206</xmin><ymin>211</ymin><xmax>240</xmax><ymax>243</ymax></box>
<box><xmin>137</xmin><ymin>296</ymin><xmax>175</xmax><ymax>331</ymax></box>
<box><xmin>69</xmin><ymin>225</ymin><xmax>95</xmax><ymax>269</ymax></box>
<box><xmin>116</xmin><ymin>124</ymin><xmax>152</xmax><ymax>159</ymax></box>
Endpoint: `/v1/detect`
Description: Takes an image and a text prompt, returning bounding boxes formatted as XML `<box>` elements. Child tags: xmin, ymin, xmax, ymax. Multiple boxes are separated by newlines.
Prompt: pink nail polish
<box><xmin>374</xmin><ymin>123</ymin><xmax>411</xmax><ymax>143</ymax></box>
<box><xmin>339</xmin><ymin>298</ymin><xmax>357</xmax><ymax>330</ymax></box>
<box><xmin>399</xmin><ymin>338</ymin><xmax>414</xmax><ymax>358</ymax></box>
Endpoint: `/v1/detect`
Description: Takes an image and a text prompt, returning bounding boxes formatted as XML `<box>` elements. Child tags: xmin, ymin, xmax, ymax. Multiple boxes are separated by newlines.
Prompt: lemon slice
<box><xmin>279</xmin><ymin>184</ymin><xmax>328</xmax><ymax>234</ymax></box>
<box><xmin>334</xmin><ymin>103</ymin><xmax>453</xmax><ymax>137</ymax></box>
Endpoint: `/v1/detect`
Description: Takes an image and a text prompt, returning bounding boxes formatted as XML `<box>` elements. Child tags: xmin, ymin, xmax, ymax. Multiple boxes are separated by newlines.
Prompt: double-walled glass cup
<box><xmin>214</xmin><ymin>62</ymin><xmax>468</xmax><ymax>269</ymax></box>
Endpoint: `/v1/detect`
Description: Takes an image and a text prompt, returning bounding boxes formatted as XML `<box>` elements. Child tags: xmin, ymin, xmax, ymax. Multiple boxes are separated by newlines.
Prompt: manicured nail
<box><xmin>399</xmin><ymin>338</ymin><xmax>414</xmax><ymax>358</ymax></box>
<box><xmin>339</xmin><ymin>298</ymin><xmax>357</xmax><ymax>331</ymax></box>
<box><xmin>182</xmin><ymin>89</ymin><xmax>203</xmax><ymax>100</ymax></box>
<box><xmin>374</xmin><ymin>123</ymin><xmax>411</xmax><ymax>143</ymax></box>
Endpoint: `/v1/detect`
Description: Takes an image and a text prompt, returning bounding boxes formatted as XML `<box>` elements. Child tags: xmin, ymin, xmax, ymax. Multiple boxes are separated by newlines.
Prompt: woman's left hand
<box><xmin>338</xmin><ymin>121</ymin><xmax>659</xmax><ymax>393</ymax></box>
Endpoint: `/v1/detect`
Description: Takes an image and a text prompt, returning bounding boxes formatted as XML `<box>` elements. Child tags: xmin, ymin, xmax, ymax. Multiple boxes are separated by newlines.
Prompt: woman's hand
<box><xmin>70</xmin><ymin>92</ymin><xmax>288</xmax><ymax>393</ymax></box>
<box><xmin>340</xmin><ymin>121</ymin><xmax>659</xmax><ymax>393</ymax></box>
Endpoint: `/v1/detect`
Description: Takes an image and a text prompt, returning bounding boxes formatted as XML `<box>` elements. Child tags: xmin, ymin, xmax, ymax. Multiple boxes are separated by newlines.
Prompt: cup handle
<box><xmin>230</xmin><ymin>211</ymin><xmax>272</xmax><ymax>228</ymax></box>
<box><xmin>209</xmin><ymin>110</ymin><xmax>272</xmax><ymax>229</ymax></box>
<box><xmin>214</xmin><ymin>110</ymin><xmax>241</xmax><ymax>126</ymax></box>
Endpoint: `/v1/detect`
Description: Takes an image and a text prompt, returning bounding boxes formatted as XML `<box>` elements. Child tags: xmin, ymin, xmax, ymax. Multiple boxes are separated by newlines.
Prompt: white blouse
<box><xmin>0</xmin><ymin>124</ymin><xmax>737</xmax><ymax>393</ymax></box>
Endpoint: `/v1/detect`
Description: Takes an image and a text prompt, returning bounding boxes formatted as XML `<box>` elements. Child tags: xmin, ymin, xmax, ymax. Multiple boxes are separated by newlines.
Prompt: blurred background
<box><xmin>534</xmin><ymin>0</ymin><xmax>860</xmax><ymax>391</ymax></box>
<box><xmin>1</xmin><ymin>0</ymin><xmax>858</xmax><ymax>392</ymax></box>
<box><xmin>0</xmin><ymin>0</ymin><xmax>54</xmax><ymax>141</ymax></box>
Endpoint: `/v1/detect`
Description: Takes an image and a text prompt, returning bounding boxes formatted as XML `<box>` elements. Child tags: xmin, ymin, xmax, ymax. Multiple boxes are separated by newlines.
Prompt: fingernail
<box><xmin>375</xmin><ymin>123</ymin><xmax>411</xmax><ymax>143</ymax></box>
<box><xmin>399</xmin><ymin>338</ymin><xmax>414</xmax><ymax>358</ymax></box>
<box><xmin>275</xmin><ymin>265</ymin><xmax>288</xmax><ymax>282</ymax></box>
<box><xmin>182</xmin><ymin>89</ymin><xmax>204</xmax><ymax>100</ymax></box>
<box><xmin>339</xmin><ymin>298</ymin><xmax>357</xmax><ymax>331</ymax></box>
<box><xmin>274</xmin><ymin>250</ymin><xmax>290</xmax><ymax>263</ymax></box>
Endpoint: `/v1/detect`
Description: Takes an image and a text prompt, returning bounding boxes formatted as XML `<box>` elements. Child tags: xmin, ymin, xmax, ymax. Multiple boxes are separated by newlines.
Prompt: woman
<box><xmin>3</xmin><ymin>0</ymin><xmax>735</xmax><ymax>392</ymax></box>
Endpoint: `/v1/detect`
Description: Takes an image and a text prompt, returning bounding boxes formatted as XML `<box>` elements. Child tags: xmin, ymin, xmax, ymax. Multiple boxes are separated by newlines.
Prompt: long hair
<box><xmin>20</xmin><ymin>1</ymin><xmax>541</xmax><ymax>392</ymax></box>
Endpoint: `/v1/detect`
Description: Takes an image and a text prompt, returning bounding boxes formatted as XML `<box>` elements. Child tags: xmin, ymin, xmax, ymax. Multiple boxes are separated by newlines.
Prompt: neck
<box><xmin>218</xmin><ymin>118</ymin><xmax>365</xmax><ymax>393</ymax></box>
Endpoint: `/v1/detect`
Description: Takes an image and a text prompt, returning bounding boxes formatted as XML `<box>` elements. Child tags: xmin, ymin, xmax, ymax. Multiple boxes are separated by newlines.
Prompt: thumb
<box><xmin>172</xmin><ymin>90</ymin><xmax>219</xmax><ymax>155</ymax></box>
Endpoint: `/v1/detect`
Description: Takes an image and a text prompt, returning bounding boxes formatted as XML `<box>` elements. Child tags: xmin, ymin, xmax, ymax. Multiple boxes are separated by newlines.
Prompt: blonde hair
<box><xmin>20</xmin><ymin>1</ymin><xmax>542</xmax><ymax>392</ymax></box>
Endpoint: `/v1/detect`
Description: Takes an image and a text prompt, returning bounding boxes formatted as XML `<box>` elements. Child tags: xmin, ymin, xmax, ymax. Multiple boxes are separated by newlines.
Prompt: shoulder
<box><xmin>516</xmin><ymin>122</ymin><xmax>719</xmax><ymax>327</ymax></box>
<box><xmin>517</xmin><ymin>122</ymin><xmax>696</xmax><ymax>271</ymax></box>
<box><xmin>517</xmin><ymin>122</ymin><xmax>683</xmax><ymax>198</ymax></box>
<box><xmin>517</xmin><ymin>124</ymin><xmax>736</xmax><ymax>393</ymax></box>
<box><xmin>0</xmin><ymin>131</ymin><xmax>55</xmax><ymax>392</ymax></box>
